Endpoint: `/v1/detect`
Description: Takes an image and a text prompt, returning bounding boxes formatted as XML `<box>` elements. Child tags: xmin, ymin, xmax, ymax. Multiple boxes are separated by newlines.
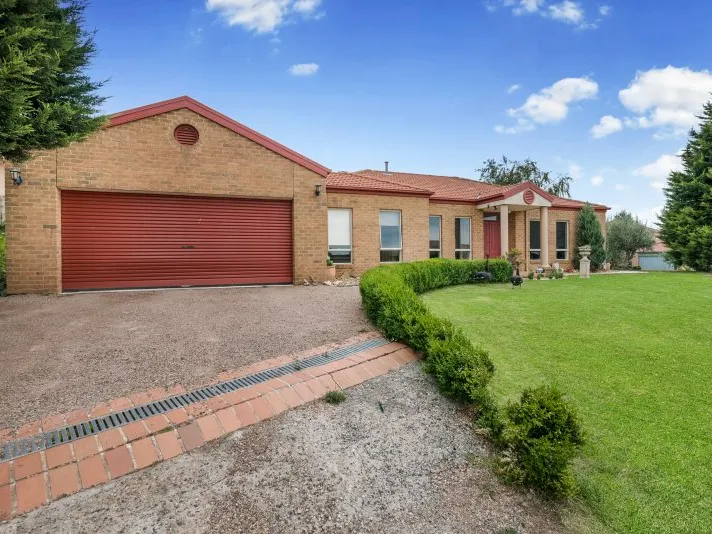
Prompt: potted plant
<box><xmin>326</xmin><ymin>257</ymin><xmax>336</xmax><ymax>281</ymax></box>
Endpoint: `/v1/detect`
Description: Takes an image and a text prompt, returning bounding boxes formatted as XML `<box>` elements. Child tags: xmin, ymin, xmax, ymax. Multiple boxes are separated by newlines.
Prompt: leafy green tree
<box><xmin>574</xmin><ymin>204</ymin><xmax>605</xmax><ymax>270</ymax></box>
<box><xmin>606</xmin><ymin>211</ymin><xmax>654</xmax><ymax>268</ymax></box>
<box><xmin>478</xmin><ymin>156</ymin><xmax>572</xmax><ymax>198</ymax></box>
<box><xmin>659</xmin><ymin>101</ymin><xmax>712</xmax><ymax>271</ymax></box>
<box><xmin>0</xmin><ymin>0</ymin><xmax>106</xmax><ymax>163</ymax></box>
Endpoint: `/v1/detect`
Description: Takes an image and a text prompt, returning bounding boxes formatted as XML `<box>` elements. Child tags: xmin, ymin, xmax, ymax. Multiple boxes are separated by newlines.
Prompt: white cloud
<box><xmin>288</xmin><ymin>62</ymin><xmax>319</xmax><ymax>76</ymax></box>
<box><xmin>619</xmin><ymin>66</ymin><xmax>712</xmax><ymax>136</ymax></box>
<box><xmin>568</xmin><ymin>162</ymin><xmax>583</xmax><ymax>180</ymax></box>
<box><xmin>493</xmin><ymin>0</ymin><xmax>600</xmax><ymax>28</ymax></box>
<box><xmin>206</xmin><ymin>0</ymin><xmax>322</xmax><ymax>33</ymax></box>
<box><xmin>634</xmin><ymin>206</ymin><xmax>664</xmax><ymax>227</ymax></box>
<box><xmin>614</xmin><ymin>183</ymin><xmax>626</xmax><ymax>191</ymax></box>
<box><xmin>548</xmin><ymin>1</ymin><xmax>584</xmax><ymax>24</ymax></box>
<box><xmin>633</xmin><ymin>153</ymin><xmax>683</xmax><ymax>190</ymax></box>
<box><xmin>494</xmin><ymin>118</ymin><xmax>536</xmax><ymax>134</ymax></box>
<box><xmin>599</xmin><ymin>4</ymin><xmax>611</xmax><ymax>16</ymax></box>
<box><xmin>591</xmin><ymin>115</ymin><xmax>623</xmax><ymax>138</ymax></box>
<box><xmin>504</xmin><ymin>77</ymin><xmax>598</xmax><ymax>130</ymax></box>
<box><xmin>507</xmin><ymin>83</ymin><xmax>522</xmax><ymax>94</ymax></box>
<box><xmin>590</xmin><ymin>175</ymin><xmax>604</xmax><ymax>186</ymax></box>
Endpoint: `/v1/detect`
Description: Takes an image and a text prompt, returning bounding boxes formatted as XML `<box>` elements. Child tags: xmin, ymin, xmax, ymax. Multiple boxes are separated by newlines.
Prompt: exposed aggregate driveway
<box><xmin>0</xmin><ymin>285</ymin><xmax>372</xmax><ymax>430</ymax></box>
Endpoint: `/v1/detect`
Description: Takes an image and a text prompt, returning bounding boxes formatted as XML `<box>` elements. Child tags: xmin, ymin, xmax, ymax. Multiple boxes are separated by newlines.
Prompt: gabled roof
<box><xmin>344</xmin><ymin>169</ymin><xmax>608</xmax><ymax>210</ymax></box>
<box><xmin>107</xmin><ymin>96</ymin><xmax>331</xmax><ymax>177</ymax></box>
<box><xmin>326</xmin><ymin>171</ymin><xmax>433</xmax><ymax>196</ymax></box>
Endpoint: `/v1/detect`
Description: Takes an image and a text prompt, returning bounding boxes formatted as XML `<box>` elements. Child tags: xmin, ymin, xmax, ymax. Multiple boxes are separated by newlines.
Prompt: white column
<box><xmin>540</xmin><ymin>206</ymin><xmax>549</xmax><ymax>267</ymax></box>
<box><xmin>500</xmin><ymin>205</ymin><xmax>509</xmax><ymax>257</ymax></box>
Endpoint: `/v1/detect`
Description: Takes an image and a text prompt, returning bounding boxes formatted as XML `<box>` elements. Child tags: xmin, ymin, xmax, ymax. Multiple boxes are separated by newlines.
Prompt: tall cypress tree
<box><xmin>0</xmin><ymin>0</ymin><xmax>106</xmax><ymax>163</ymax></box>
<box><xmin>659</xmin><ymin>101</ymin><xmax>712</xmax><ymax>271</ymax></box>
<box><xmin>573</xmin><ymin>204</ymin><xmax>606</xmax><ymax>270</ymax></box>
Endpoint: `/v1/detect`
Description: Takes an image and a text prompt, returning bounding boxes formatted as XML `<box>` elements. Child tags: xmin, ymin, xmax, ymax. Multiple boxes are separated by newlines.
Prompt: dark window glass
<box><xmin>530</xmin><ymin>220</ymin><xmax>541</xmax><ymax>249</ymax></box>
<box><xmin>429</xmin><ymin>216</ymin><xmax>441</xmax><ymax>253</ymax></box>
<box><xmin>556</xmin><ymin>221</ymin><xmax>567</xmax><ymax>250</ymax></box>
<box><xmin>380</xmin><ymin>249</ymin><xmax>401</xmax><ymax>263</ymax></box>
<box><xmin>455</xmin><ymin>218</ymin><xmax>471</xmax><ymax>250</ymax></box>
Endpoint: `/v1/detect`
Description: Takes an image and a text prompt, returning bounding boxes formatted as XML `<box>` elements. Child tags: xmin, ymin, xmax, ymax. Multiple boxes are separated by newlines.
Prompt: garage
<box><xmin>61</xmin><ymin>190</ymin><xmax>293</xmax><ymax>290</ymax></box>
<box><xmin>638</xmin><ymin>252</ymin><xmax>675</xmax><ymax>271</ymax></box>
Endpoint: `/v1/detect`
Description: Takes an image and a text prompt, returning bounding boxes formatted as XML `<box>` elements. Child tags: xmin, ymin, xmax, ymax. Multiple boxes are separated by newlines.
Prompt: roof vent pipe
<box><xmin>385</xmin><ymin>161</ymin><xmax>389</xmax><ymax>173</ymax></box>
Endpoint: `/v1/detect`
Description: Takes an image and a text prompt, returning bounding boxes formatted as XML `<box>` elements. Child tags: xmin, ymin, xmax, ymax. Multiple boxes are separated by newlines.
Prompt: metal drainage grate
<box><xmin>1</xmin><ymin>337</ymin><xmax>389</xmax><ymax>463</ymax></box>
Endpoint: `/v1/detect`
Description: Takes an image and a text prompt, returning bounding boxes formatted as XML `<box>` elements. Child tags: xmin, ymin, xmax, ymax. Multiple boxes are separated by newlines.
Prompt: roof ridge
<box><xmin>358</xmin><ymin>169</ymin><xmax>502</xmax><ymax>189</ymax></box>
<box><xmin>342</xmin><ymin>171</ymin><xmax>434</xmax><ymax>193</ymax></box>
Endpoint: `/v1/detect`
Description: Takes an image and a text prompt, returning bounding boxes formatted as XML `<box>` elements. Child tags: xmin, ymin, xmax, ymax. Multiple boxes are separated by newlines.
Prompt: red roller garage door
<box><xmin>61</xmin><ymin>191</ymin><xmax>293</xmax><ymax>290</ymax></box>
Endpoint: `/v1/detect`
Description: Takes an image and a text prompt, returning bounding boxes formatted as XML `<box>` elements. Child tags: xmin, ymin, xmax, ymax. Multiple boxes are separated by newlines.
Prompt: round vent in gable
<box><xmin>174</xmin><ymin>124</ymin><xmax>199</xmax><ymax>146</ymax></box>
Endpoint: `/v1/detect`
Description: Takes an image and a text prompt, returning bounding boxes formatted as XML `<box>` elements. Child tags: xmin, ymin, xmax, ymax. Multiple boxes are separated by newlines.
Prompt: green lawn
<box><xmin>423</xmin><ymin>273</ymin><xmax>712</xmax><ymax>534</ymax></box>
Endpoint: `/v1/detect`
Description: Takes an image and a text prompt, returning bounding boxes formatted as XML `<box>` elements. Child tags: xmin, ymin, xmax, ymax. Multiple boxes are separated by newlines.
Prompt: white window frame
<box><xmin>556</xmin><ymin>220</ymin><xmax>569</xmax><ymax>261</ymax></box>
<box><xmin>529</xmin><ymin>219</ymin><xmax>541</xmax><ymax>261</ymax></box>
<box><xmin>380</xmin><ymin>210</ymin><xmax>402</xmax><ymax>263</ymax></box>
<box><xmin>328</xmin><ymin>208</ymin><xmax>353</xmax><ymax>264</ymax></box>
<box><xmin>455</xmin><ymin>217</ymin><xmax>471</xmax><ymax>260</ymax></box>
<box><xmin>429</xmin><ymin>215</ymin><xmax>441</xmax><ymax>258</ymax></box>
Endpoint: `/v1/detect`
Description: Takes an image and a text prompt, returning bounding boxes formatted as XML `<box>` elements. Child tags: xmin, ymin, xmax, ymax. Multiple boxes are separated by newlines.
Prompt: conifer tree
<box><xmin>574</xmin><ymin>204</ymin><xmax>606</xmax><ymax>270</ymax></box>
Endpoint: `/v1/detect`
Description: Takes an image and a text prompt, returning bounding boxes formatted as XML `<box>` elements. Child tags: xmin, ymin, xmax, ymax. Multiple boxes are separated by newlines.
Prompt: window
<box><xmin>455</xmin><ymin>217</ymin><xmax>471</xmax><ymax>259</ymax></box>
<box><xmin>429</xmin><ymin>216</ymin><xmax>441</xmax><ymax>258</ymax></box>
<box><xmin>530</xmin><ymin>220</ymin><xmax>541</xmax><ymax>260</ymax></box>
<box><xmin>556</xmin><ymin>221</ymin><xmax>569</xmax><ymax>260</ymax></box>
<box><xmin>328</xmin><ymin>209</ymin><xmax>352</xmax><ymax>264</ymax></box>
<box><xmin>380</xmin><ymin>210</ymin><xmax>402</xmax><ymax>263</ymax></box>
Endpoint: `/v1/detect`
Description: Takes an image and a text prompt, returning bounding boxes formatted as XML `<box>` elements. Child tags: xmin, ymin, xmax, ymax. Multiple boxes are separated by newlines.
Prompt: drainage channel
<box><xmin>1</xmin><ymin>337</ymin><xmax>389</xmax><ymax>463</ymax></box>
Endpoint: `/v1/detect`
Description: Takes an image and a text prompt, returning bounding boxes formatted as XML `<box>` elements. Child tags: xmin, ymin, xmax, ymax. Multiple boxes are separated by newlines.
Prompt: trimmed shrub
<box><xmin>498</xmin><ymin>385</ymin><xmax>585</xmax><ymax>498</ymax></box>
<box><xmin>360</xmin><ymin>259</ymin><xmax>512</xmax><ymax>430</ymax></box>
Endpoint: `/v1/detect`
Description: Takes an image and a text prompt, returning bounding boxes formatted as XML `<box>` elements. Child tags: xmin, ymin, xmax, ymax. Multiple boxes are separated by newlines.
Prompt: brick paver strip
<box><xmin>143</xmin><ymin>415</ymin><xmax>170</xmax><ymax>434</ymax></box>
<box><xmin>0</xmin><ymin>336</ymin><xmax>419</xmax><ymax>521</ymax></box>
<box><xmin>15</xmin><ymin>474</ymin><xmax>47</xmax><ymax>514</ymax></box>
<box><xmin>77</xmin><ymin>455</ymin><xmax>108</xmax><ymax>488</ymax></box>
<box><xmin>166</xmin><ymin>408</ymin><xmax>190</xmax><ymax>426</ymax></box>
<box><xmin>0</xmin><ymin>484</ymin><xmax>11</xmax><ymax>520</ymax></box>
<box><xmin>131</xmin><ymin>438</ymin><xmax>159</xmax><ymax>470</ymax></box>
<box><xmin>155</xmin><ymin>431</ymin><xmax>183</xmax><ymax>460</ymax></box>
<box><xmin>196</xmin><ymin>415</ymin><xmax>224</xmax><ymax>442</ymax></box>
<box><xmin>45</xmin><ymin>443</ymin><xmax>73</xmax><ymax>470</ymax></box>
<box><xmin>105</xmin><ymin>446</ymin><xmax>134</xmax><ymax>479</ymax></box>
<box><xmin>72</xmin><ymin>436</ymin><xmax>100</xmax><ymax>461</ymax></box>
<box><xmin>122</xmin><ymin>421</ymin><xmax>149</xmax><ymax>442</ymax></box>
<box><xmin>98</xmin><ymin>428</ymin><xmax>125</xmax><ymax>451</ymax></box>
<box><xmin>177</xmin><ymin>423</ymin><xmax>204</xmax><ymax>452</ymax></box>
<box><xmin>233</xmin><ymin>402</ymin><xmax>258</xmax><ymax>427</ymax></box>
<box><xmin>48</xmin><ymin>464</ymin><xmax>80</xmax><ymax>500</ymax></box>
<box><xmin>215</xmin><ymin>408</ymin><xmax>241</xmax><ymax>433</ymax></box>
<box><xmin>0</xmin><ymin>462</ymin><xmax>9</xmax><ymax>487</ymax></box>
<box><xmin>13</xmin><ymin>452</ymin><xmax>43</xmax><ymax>481</ymax></box>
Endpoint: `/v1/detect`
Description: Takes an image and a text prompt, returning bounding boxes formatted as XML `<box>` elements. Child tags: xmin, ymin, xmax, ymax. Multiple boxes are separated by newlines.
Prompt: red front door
<box><xmin>484</xmin><ymin>219</ymin><xmax>501</xmax><ymax>258</ymax></box>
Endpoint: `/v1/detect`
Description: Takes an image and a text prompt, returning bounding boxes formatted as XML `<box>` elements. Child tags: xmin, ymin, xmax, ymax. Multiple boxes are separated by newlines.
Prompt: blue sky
<box><xmin>83</xmin><ymin>0</ymin><xmax>712</xmax><ymax>224</ymax></box>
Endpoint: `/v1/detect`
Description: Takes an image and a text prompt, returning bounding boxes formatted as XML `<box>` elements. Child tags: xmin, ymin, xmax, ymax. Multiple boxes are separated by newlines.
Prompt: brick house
<box><xmin>3</xmin><ymin>96</ymin><xmax>607</xmax><ymax>294</ymax></box>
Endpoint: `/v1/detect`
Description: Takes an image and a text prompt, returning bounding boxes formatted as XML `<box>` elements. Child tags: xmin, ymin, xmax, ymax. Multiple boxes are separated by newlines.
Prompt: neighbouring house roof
<box><xmin>330</xmin><ymin>169</ymin><xmax>608</xmax><ymax>210</ymax></box>
<box><xmin>107</xmin><ymin>96</ymin><xmax>331</xmax><ymax>178</ymax></box>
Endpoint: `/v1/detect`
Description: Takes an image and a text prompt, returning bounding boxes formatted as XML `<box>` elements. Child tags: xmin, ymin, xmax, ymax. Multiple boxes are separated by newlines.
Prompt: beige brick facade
<box><xmin>327</xmin><ymin>193</ymin><xmax>430</xmax><ymax>277</ymax></box>
<box><xmin>5</xmin><ymin>108</ymin><xmax>327</xmax><ymax>293</ymax></box>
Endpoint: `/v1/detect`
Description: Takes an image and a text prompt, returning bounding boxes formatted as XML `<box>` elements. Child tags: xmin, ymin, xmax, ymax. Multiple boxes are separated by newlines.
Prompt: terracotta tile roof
<box><xmin>356</xmin><ymin>169</ymin><xmax>509</xmax><ymax>202</ymax></box>
<box><xmin>326</xmin><ymin>171</ymin><xmax>433</xmax><ymax>196</ymax></box>
<box><xmin>327</xmin><ymin>169</ymin><xmax>609</xmax><ymax>210</ymax></box>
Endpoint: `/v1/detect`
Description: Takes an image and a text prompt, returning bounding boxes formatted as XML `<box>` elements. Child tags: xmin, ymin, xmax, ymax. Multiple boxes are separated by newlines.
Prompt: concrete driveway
<box><xmin>0</xmin><ymin>286</ymin><xmax>372</xmax><ymax>430</ymax></box>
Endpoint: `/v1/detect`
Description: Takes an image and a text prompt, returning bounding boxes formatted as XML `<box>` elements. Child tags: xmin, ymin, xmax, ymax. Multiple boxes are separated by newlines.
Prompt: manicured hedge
<box><xmin>360</xmin><ymin>259</ymin><xmax>512</xmax><ymax>423</ymax></box>
<box><xmin>360</xmin><ymin>258</ymin><xmax>584</xmax><ymax>498</ymax></box>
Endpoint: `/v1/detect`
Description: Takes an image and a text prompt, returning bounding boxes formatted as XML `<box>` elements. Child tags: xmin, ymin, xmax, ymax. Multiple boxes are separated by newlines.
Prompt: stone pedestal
<box><xmin>579</xmin><ymin>245</ymin><xmax>592</xmax><ymax>279</ymax></box>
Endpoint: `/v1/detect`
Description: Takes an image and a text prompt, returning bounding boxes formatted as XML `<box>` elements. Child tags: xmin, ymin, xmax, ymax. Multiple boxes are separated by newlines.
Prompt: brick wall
<box><xmin>326</xmin><ymin>192</ymin><xmax>430</xmax><ymax>277</ymax></box>
<box><xmin>429</xmin><ymin>202</ymin><xmax>484</xmax><ymax>259</ymax></box>
<box><xmin>6</xmin><ymin>108</ymin><xmax>326</xmax><ymax>293</ymax></box>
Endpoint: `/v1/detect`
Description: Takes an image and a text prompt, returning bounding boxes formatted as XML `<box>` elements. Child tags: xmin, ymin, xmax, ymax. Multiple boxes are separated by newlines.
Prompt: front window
<box><xmin>328</xmin><ymin>209</ymin><xmax>352</xmax><ymax>264</ymax></box>
<box><xmin>530</xmin><ymin>220</ymin><xmax>541</xmax><ymax>260</ymax></box>
<box><xmin>455</xmin><ymin>217</ymin><xmax>471</xmax><ymax>260</ymax></box>
<box><xmin>429</xmin><ymin>216</ymin><xmax>441</xmax><ymax>258</ymax></box>
<box><xmin>380</xmin><ymin>210</ymin><xmax>402</xmax><ymax>263</ymax></box>
<box><xmin>556</xmin><ymin>221</ymin><xmax>569</xmax><ymax>260</ymax></box>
